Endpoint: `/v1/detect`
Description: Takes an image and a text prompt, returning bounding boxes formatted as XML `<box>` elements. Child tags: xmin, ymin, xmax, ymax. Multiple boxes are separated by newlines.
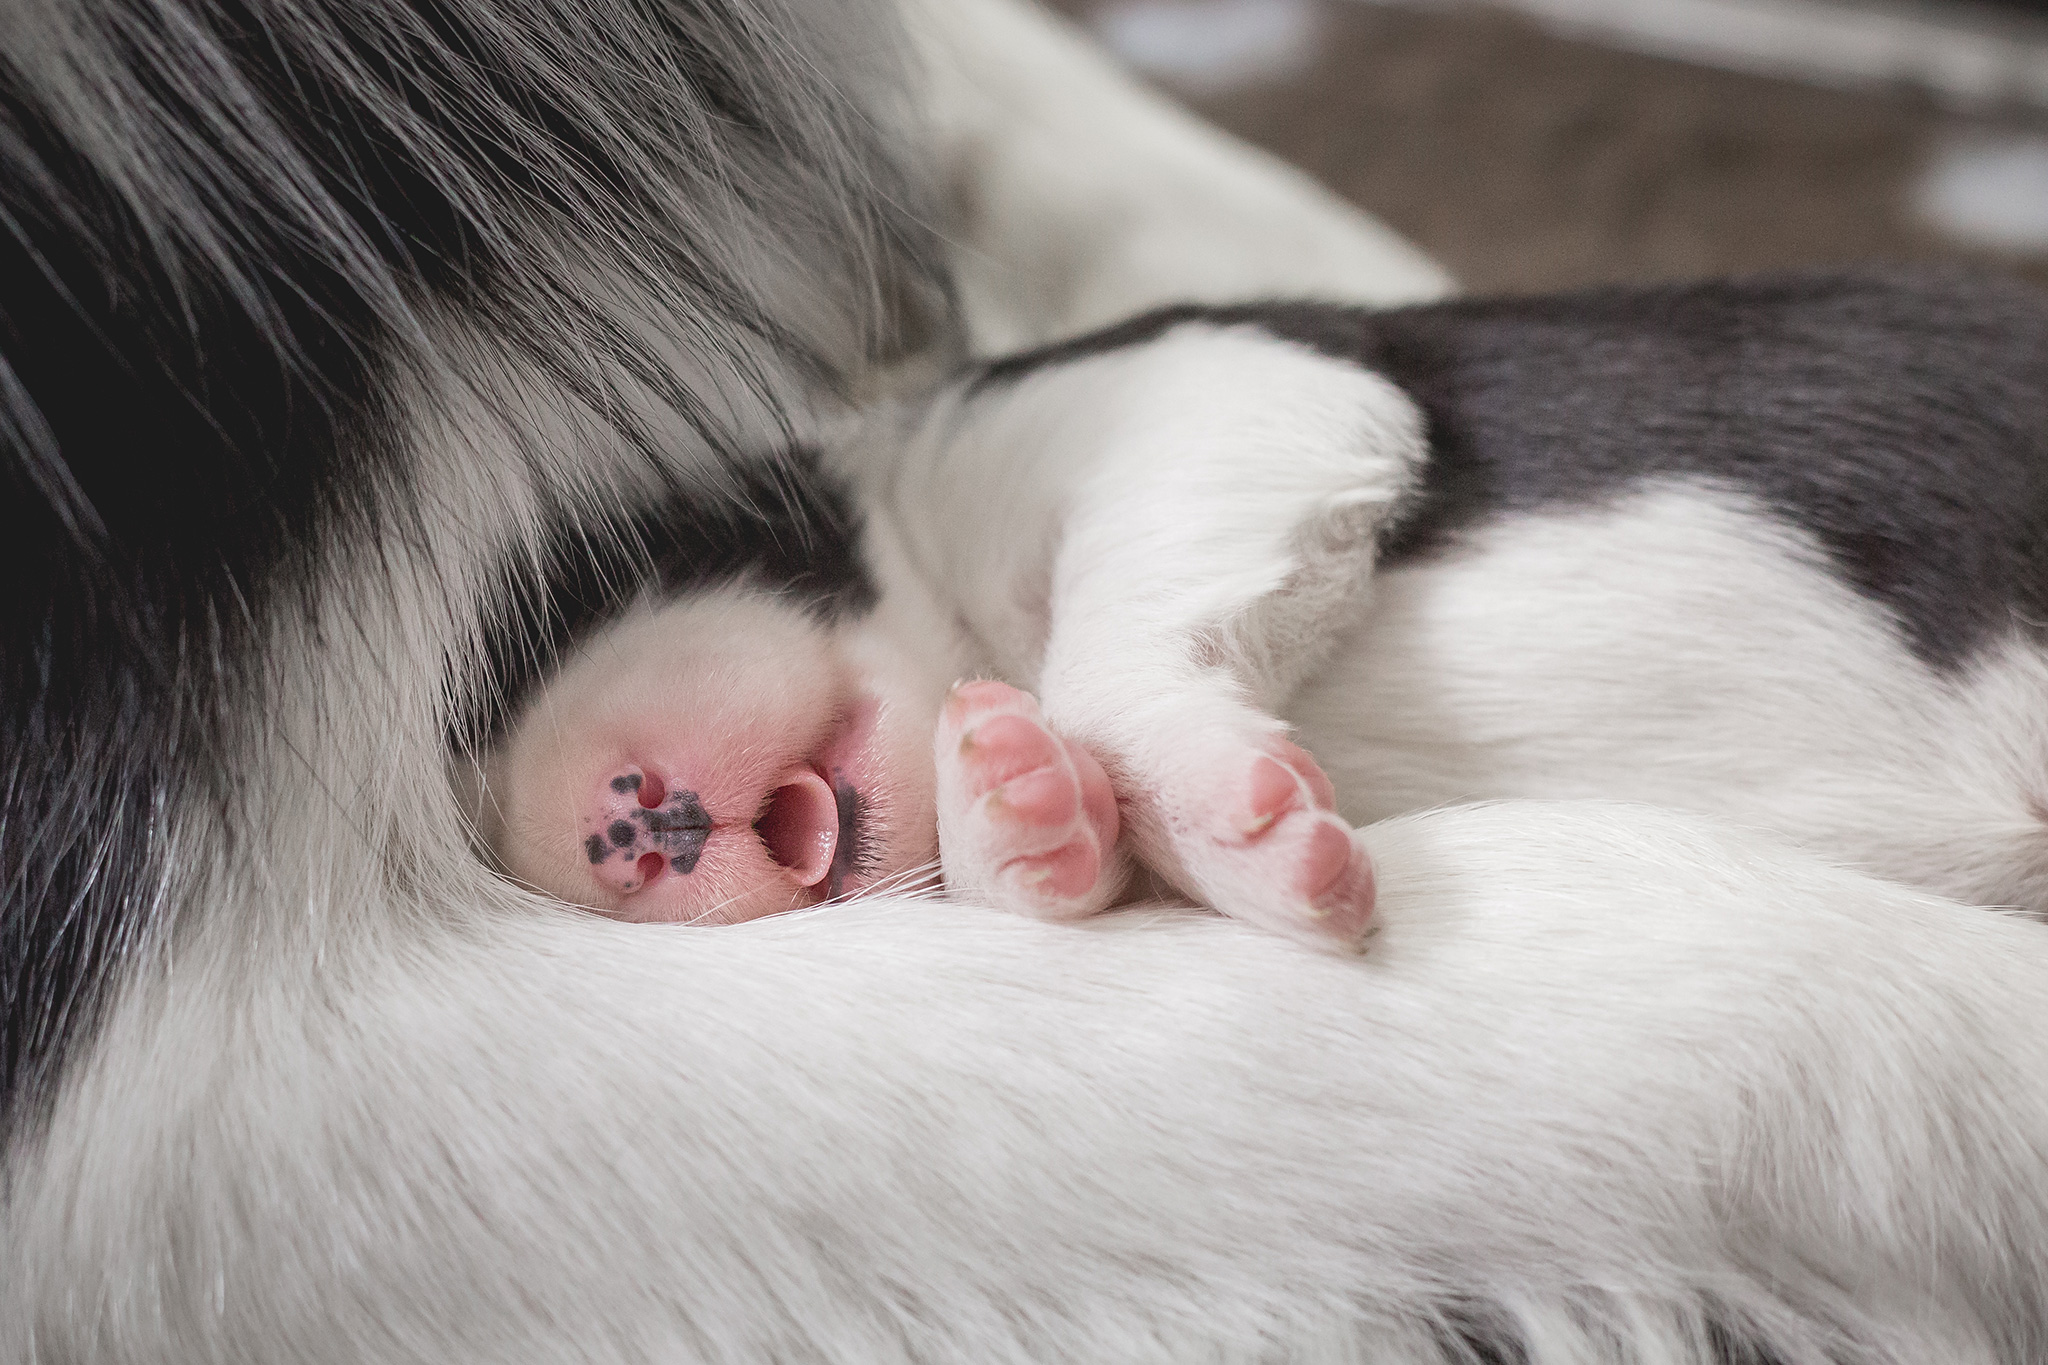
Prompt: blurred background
<box><xmin>1046</xmin><ymin>0</ymin><xmax>2048</xmax><ymax>291</ymax></box>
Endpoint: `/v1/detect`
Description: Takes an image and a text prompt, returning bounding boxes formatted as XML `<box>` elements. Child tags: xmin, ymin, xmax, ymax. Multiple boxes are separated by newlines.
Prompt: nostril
<box><xmin>634</xmin><ymin>851</ymin><xmax>665</xmax><ymax>885</ymax></box>
<box><xmin>753</xmin><ymin>769</ymin><xmax>839</xmax><ymax>888</ymax></box>
<box><xmin>638</xmin><ymin>773</ymin><xmax>665</xmax><ymax>809</ymax></box>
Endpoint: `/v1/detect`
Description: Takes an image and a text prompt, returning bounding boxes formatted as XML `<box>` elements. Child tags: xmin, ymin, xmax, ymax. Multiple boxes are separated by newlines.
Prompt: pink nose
<box><xmin>581</xmin><ymin>765</ymin><xmax>841</xmax><ymax>905</ymax></box>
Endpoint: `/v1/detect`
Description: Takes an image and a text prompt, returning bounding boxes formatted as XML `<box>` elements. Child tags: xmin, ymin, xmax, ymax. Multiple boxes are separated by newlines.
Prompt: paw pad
<box><xmin>935</xmin><ymin>681</ymin><xmax>1122</xmax><ymax>920</ymax></box>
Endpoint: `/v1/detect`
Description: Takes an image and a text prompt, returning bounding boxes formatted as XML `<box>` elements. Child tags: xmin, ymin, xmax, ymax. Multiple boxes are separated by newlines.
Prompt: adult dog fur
<box><xmin>2</xmin><ymin>1</ymin><xmax>2044</xmax><ymax>1361</ymax></box>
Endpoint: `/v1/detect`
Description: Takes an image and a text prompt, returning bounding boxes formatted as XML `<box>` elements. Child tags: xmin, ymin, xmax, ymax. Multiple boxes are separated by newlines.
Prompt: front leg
<box><xmin>871</xmin><ymin>310</ymin><xmax>1428</xmax><ymax>948</ymax></box>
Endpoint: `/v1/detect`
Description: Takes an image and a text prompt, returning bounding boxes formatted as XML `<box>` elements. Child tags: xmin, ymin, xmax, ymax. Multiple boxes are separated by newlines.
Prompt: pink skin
<box><xmin>577</xmin><ymin>695</ymin><xmax>885</xmax><ymax>917</ymax></box>
<box><xmin>937</xmin><ymin>680</ymin><xmax>1373</xmax><ymax>945</ymax></box>
<box><xmin>934</xmin><ymin>680</ymin><xmax>1122</xmax><ymax>916</ymax></box>
<box><xmin>1234</xmin><ymin>736</ymin><xmax>1376</xmax><ymax>940</ymax></box>
<box><xmin>489</xmin><ymin>592</ymin><xmax>1371</xmax><ymax>946</ymax></box>
<box><xmin>486</xmin><ymin>594</ymin><xmax>939</xmax><ymax>926</ymax></box>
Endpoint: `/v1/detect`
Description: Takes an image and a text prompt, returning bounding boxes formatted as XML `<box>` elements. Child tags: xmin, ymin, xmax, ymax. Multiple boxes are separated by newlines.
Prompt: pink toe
<box><xmin>1317</xmin><ymin>868</ymin><xmax>1376</xmax><ymax>942</ymax></box>
<box><xmin>1268</xmin><ymin>737</ymin><xmax>1337</xmax><ymax>812</ymax></box>
<box><xmin>960</xmin><ymin>714</ymin><xmax>1062</xmax><ymax>793</ymax></box>
<box><xmin>1300</xmin><ymin>820</ymin><xmax>1374</xmax><ymax>942</ymax></box>
<box><xmin>1011</xmin><ymin>839</ymin><xmax>1101</xmax><ymax>903</ymax></box>
<box><xmin>945</xmin><ymin>679</ymin><xmax>1029</xmax><ymax>725</ymax></box>
<box><xmin>988</xmin><ymin>765</ymin><xmax>1081</xmax><ymax>827</ymax></box>
<box><xmin>1242</xmin><ymin>755</ymin><xmax>1304</xmax><ymax>838</ymax></box>
<box><xmin>1297</xmin><ymin>819</ymin><xmax>1355</xmax><ymax>901</ymax></box>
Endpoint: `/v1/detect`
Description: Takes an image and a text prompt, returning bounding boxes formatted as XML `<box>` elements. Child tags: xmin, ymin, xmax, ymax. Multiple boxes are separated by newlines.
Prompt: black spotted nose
<box><xmin>585</xmin><ymin>771</ymin><xmax>715</xmax><ymax>888</ymax></box>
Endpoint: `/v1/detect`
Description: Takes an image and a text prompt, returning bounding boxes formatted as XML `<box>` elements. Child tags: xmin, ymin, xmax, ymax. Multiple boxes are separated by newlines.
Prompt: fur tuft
<box><xmin>0</xmin><ymin>0</ymin><xmax>945</xmax><ymax>1138</ymax></box>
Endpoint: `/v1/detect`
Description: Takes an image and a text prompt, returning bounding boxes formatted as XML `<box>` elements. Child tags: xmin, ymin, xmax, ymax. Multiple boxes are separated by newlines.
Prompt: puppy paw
<box><xmin>1227</xmin><ymin>736</ymin><xmax>1375</xmax><ymax>944</ymax></box>
<box><xmin>1140</xmin><ymin>731</ymin><xmax>1375</xmax><ymax>952</ymax></box>
<box><xmin>935</xmin><ymin>681</ymin><xmax>1123</xmax><ymax>919</ymax></box>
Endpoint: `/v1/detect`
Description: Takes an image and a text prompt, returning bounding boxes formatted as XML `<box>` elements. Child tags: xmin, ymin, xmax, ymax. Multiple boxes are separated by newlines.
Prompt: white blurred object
<box><xmin>1093</xmin><ymin>0</ymin><xmax>1322</xmax><ymax>92</ymax></box>
<box><xmin>904</xmin><ymin>0</ymin><xmax>1453</xmax><ymax>353</ymax></box>
<box><xmin>1349</xmin><ymin>0</ymin><xmax>2048</xmax><ymax>111</ymax></box>
<box><xmin>1915</xmin><ymin>132</ymin><xmax>2048</xmax><ymax>250</ymax></box>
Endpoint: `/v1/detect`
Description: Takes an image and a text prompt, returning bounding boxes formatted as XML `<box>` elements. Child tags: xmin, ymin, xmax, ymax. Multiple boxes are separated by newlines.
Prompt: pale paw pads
<box><xmin>1167</xmin><ymin>734</ymin><xmax>1375</xmax><ymax>951</ymax></box>
<box><xmin>1005</xmin><ymin>839</ymin><xmax>1102</xmax><ymax>901</ymax></box>
<box><xmin>958</xmin><ymin>713</ymin><xmax>1065</xmax><ymax>798</ymax></box>
<box><xmin>936</xmin><ymin>680</ymin><xmax>1122</xmax><ymax>918</ymax></box>
<box><xmin>986</xmin><ymin>764</ymin><xmax>1082</xmax><ymax>828</ymax></box>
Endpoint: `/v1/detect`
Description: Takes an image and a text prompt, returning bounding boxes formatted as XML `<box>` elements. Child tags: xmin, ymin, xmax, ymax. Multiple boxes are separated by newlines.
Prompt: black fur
<box><xmin>460</xmin><ymin>445</ymin><xmax>877</xmax><ymax>751</ymax></box>
<box><xmin>1424</xmin><ymin>1305</ymin><xmax>1790</xmax><ymax>1365</ymax></box>
<box><xmin>1431</xmin><ymin>1305</ymin><xmax>1530</xmax><ymax>1365</ymax></box>
<box><xmin>979</xmin><ymin>269</ymin><xmax>2048</xmax><ymax>671</ymax></box>
<box><xmin>0</xmin><ymin>0</ymin><xmax>937</xmax><ymax>1142</ymax></box>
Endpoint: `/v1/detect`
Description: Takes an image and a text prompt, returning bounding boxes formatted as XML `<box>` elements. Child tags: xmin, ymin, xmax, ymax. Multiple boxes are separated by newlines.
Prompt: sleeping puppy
<box><xmin>10</xmin><ymin>0</ymin><xmax>2048</xmax><ymax>1358</ymax></box>
<box><xmin>485</xmin><ymin>267</ymin><xmax>2048</xmax><ymax>945</ymax></box>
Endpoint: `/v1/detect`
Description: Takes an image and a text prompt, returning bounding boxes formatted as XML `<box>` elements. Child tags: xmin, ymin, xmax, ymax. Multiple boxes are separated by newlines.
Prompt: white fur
<box><xmin>869</xmin><ymin>322</ymin><xmax>1424</xmax><ymax>689</ymax></box>
<box><xmin>863</xmin><ymin>322</ymin><xmax>1418</xmax><ymax>937</ymax></box>
<box><xmin>13</xmin><ymin>801</ymin><xmax>2048</xmax><ymax>1361</ymax></box>
<box><xmin>903</xmin><ymin>0</ymin><xmax>1452</xmax><ymax>350</ymax></box>
<box><xmin>1292</xmin><ymin>481</ymin><xmax>2048</xmax><ymax>912</ymax></box>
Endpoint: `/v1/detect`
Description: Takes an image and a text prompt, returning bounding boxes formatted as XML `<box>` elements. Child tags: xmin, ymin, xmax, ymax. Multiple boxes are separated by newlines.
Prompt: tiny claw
<box><xmin>1239</xmin><ymin>754</ymin><xmax>1305</xmax><ymax>839</ymax></box>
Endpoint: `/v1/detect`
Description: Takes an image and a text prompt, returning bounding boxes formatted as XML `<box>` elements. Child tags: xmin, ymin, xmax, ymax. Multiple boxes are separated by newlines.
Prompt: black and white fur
<box><xmin>871</xmin><ymin>270</ymin><xmax>2048</xmax><ymax>925</ymax></box>
<box><xmin>4</xmin><ymin>1</ymin><xmax>2047</xmax><ymax>1362</ymax></box>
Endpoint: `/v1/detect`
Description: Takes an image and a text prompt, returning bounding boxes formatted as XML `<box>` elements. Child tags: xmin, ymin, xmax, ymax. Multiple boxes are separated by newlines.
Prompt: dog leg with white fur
<box><xmin>869</xmin><ymin>317</ymin><xmax>1426</xmax><ymax>948</ymax></box>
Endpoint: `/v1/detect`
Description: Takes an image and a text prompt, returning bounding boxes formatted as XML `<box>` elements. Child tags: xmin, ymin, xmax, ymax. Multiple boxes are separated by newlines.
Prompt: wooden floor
<box><xmin>1051</xmin><ymin>0</ymin><xmax>2048</xmax><ymax>294</ymax></box>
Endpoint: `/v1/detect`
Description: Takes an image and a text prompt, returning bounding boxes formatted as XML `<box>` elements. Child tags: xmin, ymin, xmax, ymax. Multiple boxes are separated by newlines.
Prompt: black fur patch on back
<box><xmin>977</xmin><ymin>269</ymin><xmax>2048</xmax><ymax>671</ymax></box>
